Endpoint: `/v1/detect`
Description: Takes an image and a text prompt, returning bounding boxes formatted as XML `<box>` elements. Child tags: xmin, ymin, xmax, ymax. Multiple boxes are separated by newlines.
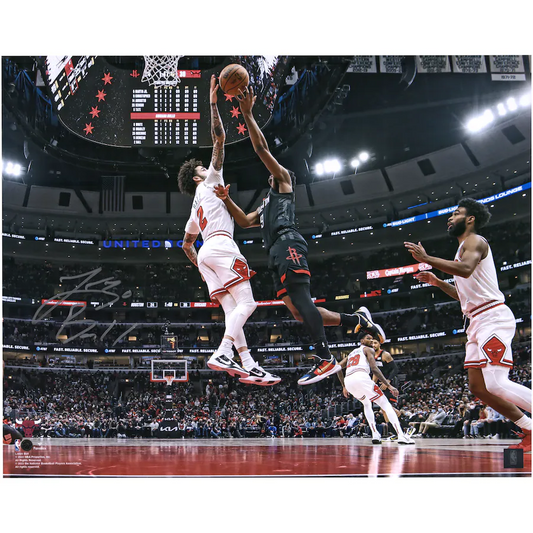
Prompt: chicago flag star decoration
<box><xmin>102</xmin><ymin>72</ymin><xmax>113</xmax><ymax>85</ymax></box>
<box><xmin>84</xmin><ymin>71</ymin><xmax>114</xmax><ymax>137</ymax></box>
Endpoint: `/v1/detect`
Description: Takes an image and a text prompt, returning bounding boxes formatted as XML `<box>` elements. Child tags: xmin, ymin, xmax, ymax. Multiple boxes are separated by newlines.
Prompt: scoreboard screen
<box><xmin>161</xmin><ymin>335</ymin><xmax>178</xmax><ymax>355</ymax></box>
<box><xmin>39</xmin><ymin>56</ymin><xmax>289</xmax><ymax>148</ymax></box>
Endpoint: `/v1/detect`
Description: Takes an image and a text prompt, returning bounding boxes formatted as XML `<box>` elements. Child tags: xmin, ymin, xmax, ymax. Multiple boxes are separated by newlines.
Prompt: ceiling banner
<box><xmin>489</xmin><ymin>55</ymin><xmax>525</xmax><ymax>73</ymax></box>
<box><xmin>490</xmin><ymin>55</ymin><xmax>527</xmax><ymax>81</ymax></box>
<box><xmin>416</xmin><ymin>56</ymin><xmax>451</xmax><ymax>73</ymax></box>
<box><xmin>451</xmin><ymin>55</ymin><xmax>487</xmax><ymax>73</ymax></box>
<box><xmin>379</xmin><ymin>56</ymin><xmax>404</xmax><ymax>74</ymax></box>
<box><xmin>347</xmin><ymin>56</ymin><xmax>378</xmax><ymax>73</ymax></box>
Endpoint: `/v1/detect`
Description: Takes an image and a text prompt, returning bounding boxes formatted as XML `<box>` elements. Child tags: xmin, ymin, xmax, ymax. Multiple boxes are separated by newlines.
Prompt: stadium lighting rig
<box><xmin>316</xmin><ymin>151</ymin><xmax>370</xmax><ymax>176</ymax></box>
<box><xmin>466</xmin><ymin>90</ymin><xmax>531</xmax><ymax>133</ymax></box>
<box><xmin>315</xmin><ymin>159</ymin><xmax>341</xmax><ymax>176</ymax></box>
<box><xmin>2</xmin><ymin>160</ymin><xmax>24</xmax><ymax>177</ymax></box>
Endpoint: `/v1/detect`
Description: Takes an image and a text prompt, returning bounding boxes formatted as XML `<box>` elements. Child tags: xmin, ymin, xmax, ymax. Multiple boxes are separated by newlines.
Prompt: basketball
<box><xmin>219</xmin><ymin>64</ymin><xmax>249</xmax><ymax>96</ymax></box>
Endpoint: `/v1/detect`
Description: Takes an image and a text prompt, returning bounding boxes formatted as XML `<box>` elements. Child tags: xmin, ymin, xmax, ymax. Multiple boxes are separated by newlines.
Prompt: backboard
<box><xmin>150</xmin><ymin>359</ymin><xmax>188</xmax><ymax>384</ymax></box>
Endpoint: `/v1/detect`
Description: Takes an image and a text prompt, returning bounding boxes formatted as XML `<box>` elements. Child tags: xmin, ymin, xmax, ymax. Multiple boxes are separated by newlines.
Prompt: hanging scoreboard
<box><xmin>39</xmin><ymin>56</ymin><xmax>288</xmax><ymax>148</ymax></box>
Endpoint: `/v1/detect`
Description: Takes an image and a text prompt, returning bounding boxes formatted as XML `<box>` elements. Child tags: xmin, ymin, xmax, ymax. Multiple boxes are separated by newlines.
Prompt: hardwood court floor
<box><xmin>3</xmin><ymin>437</ymin><xmax>531</xmax><ymax>477</ymax></box>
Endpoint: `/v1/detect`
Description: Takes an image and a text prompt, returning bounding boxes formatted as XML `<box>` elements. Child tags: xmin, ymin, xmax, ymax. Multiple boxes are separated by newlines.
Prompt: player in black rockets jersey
<box><xmin>371</xmin><ymin>338</ymin><xmax>402</xmax><ymax>439</ymax></box>
<box><xmin>372</xmin><ymin>339</ymin><xmax>400</xmax><ymax>406</ymax></box>
<box><xmin>215</xmin><ymin>86</ymin><xmax>386</xmax><ymax>386</ymax></box>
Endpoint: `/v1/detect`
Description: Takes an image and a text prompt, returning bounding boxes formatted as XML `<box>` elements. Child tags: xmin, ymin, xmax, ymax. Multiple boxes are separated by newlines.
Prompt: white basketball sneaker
<box><xmin>239</xmin><ymin>365</ymin><xmax>281</xmax><ymax>386</ymax></box>
<box><xmin>207</xmin><ymin>351</ymin><xmax>249</xmax><ymax>378</ymax></box>
<box><xmin>397</xmin><ymin>434</ymin><xmax>416</xmax><ymax>445</ymax></box>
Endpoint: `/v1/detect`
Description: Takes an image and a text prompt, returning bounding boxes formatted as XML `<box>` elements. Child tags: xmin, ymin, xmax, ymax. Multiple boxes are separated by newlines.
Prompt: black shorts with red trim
<box><xmin>268</xmin><ymin>231</ymin><xmax>310</xmax><ymax>299</ymax></box>
<box><xmin>383</xmin><ymin>388</ymin><xmax>398</xmax><ymax>405</ymax></box>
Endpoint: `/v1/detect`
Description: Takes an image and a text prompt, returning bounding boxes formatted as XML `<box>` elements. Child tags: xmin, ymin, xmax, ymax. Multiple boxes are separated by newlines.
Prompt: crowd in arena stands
<box><xmin>4</xmin><ymin>350</ymin><xmax>530</xmax><ymax>441</ymax></box>
<box><xmin>3</xmin><ymin>219</ymin><xmax>529</xmax><ymax>304</ymax></box>
<box><xmin>2</xmin><ymin>286</ymin><xmax>530</xmax><ymax>350</ymax></box>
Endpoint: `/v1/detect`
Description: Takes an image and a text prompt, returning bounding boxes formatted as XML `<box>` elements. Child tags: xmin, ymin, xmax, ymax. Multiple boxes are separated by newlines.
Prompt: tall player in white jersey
<box><xmin>406</xmin><ymin>198</ymin><xmax>532</xmax><ymax>452</ymax></box>
<box><xmin>177</xmin><ymin>75</ymin><xmax>280</xmax><ymax>386</ymax></box>
<box><xmin>337</xmin><ymin>332</ymin><xmax>414</xmax><ymax>445</ymax></box>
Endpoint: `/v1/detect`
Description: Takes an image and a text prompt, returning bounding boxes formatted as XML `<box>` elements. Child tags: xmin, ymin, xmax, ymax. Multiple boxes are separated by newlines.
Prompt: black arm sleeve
<box><xmin>385</xmin><ymin>361</ymin><xmax>399</xmax><ymax>382</ymax></box>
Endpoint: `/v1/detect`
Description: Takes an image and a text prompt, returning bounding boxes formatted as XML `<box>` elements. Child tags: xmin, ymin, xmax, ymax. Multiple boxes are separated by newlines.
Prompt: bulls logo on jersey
<box><xmin>231</xmin><ymin>258</ymin><xmax>250</xmax><ymax>279</ymax></box>
<box><xmin>482</xmin><ymin>335</ymin><xmax>507</xmax><ymax>365</ymax></box>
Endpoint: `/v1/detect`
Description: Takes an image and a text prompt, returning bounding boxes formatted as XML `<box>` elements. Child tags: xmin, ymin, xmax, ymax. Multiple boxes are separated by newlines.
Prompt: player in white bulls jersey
<box><xmin>337</xmin><ymin>332</ymin><xmax>414</xmax><ymax>445</ymax></box>
<box><xmin>406</xmin><ymin>198</ymin><xmax>532</xmax><ymax>452</ymax></box>
<box><xmin>177</xmin><ymin>75</ymin><xmax>279</xmax><ymax>387</ymax></box>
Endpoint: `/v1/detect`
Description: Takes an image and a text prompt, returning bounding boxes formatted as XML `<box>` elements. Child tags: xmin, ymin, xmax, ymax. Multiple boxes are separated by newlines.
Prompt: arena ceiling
<box><xmin>2</xmin><ymin>55</ymin><xmax>531</xmax><ymax>263</ymax></box>
<box><xmin>3</xmin><ymin>55</ymin><xmax>531</xmax><ymax>194</ymax></box>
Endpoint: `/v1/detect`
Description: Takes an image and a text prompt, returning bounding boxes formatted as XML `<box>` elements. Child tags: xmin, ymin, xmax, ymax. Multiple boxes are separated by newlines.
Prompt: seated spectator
<box><xmin>417</xmin><ymin>404</ymin><xmax>447</xmax><ymax>438</ymax></box>
<box><xmin>344</xmin><ymin>414</ymin><xmax>359</xmax><ymax>438</ymax></box>
<box><xmin>462</xmin><ymin>402</ymin><xmax>480</xmax><ymax>439</ymax></box>
<box><xmin>471</xmin><ymin>405</ymin><xmax>488</xmax><ymax>438</ymax></box>
<box><xmin>484</xmin><ymin>406</ymin><xmax>505</xmax><ymax>439</ymax></box>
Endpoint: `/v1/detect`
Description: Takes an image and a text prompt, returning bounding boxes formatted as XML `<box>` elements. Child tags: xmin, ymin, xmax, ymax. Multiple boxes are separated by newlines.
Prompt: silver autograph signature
<box><xmin>32</xmin><ymin>267</ymin><xmax>140</xmax><ymax>345</ymax></box>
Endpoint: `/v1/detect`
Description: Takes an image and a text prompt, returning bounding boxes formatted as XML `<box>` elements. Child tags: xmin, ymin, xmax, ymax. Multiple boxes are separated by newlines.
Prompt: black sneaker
<box><xmin>354</xmin><ymin>306</ymin><xmax>386</xmax><ymax>343</ymax></box>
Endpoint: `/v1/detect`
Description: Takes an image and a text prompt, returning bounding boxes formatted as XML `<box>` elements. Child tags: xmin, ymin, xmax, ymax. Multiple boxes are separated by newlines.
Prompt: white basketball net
<box><xmin>142</xmin><ymin>56</ymin><xmax>183</xmax><ymax>87</ymax></box>
<box><xmin>164</xmin><ymin>375</ymin><xmax>175</xmax><ymax>387</ymax></box>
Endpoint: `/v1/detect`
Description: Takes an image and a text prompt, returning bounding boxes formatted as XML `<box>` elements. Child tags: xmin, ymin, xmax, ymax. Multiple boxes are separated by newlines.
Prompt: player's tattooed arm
<box><xmin>182</xmin><ymin>232</ymin><xmax>199</xmax><ymax>267</ymax></box>
<box><xmin>210</xmin><ymin>75</ymin><xmax>225</xmax><ymax>170</ymax></box>
<box><xmin>211</xmin><ymin>140</ymin><xmax>225</xmax><ymax>172</ymax></box>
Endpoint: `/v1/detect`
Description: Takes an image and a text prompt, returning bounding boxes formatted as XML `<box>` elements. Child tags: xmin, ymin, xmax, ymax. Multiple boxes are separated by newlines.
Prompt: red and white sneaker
<box><xmin>297</xmin><ymin>357</ymin><xmax>340</xmax><ymax>385</ymax></box>
<box><xmin>508</xmin><ymin>428</ymin><xmax>531</xmax><ymax>453</ymax></box>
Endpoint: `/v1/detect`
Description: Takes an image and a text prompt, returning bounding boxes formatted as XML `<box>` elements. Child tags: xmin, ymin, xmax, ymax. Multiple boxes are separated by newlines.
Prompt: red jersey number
<box><xmin>347</xmin><ymin>353</ymin><xmax>360</xmax><ymax>368</ymax></box>
<box><xmin>197</xmin><ymin>206</ymin><xmax>207</xmax><ymax>231</ymax></box>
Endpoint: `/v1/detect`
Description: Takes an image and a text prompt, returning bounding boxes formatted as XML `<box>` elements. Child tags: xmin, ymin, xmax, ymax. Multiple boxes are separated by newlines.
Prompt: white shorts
<box><xmin>197</xmin><ymin>236</ymin><xmax>254</xmax><ymax>301</ymax></box>
<box><xmin>464</xmin><ymin>304</ymin><xmax>516</xmax><ymax>370</ymax></box>
<box><xmin>344</xmin><ymin>371</ymin><xmax>384</xmax><ymax>403</ymax></box>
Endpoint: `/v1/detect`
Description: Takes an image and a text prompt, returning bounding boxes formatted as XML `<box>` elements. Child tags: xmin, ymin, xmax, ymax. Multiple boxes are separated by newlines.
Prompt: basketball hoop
<box><xmin>164</xmin><ymin>375</ymin><xmax>174</xmax><ymax>387</ymax></box>
<box><xmin>142</xmin><ymin>56</ymin><xmax>183</xmax><ymax>87</ymax></box>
